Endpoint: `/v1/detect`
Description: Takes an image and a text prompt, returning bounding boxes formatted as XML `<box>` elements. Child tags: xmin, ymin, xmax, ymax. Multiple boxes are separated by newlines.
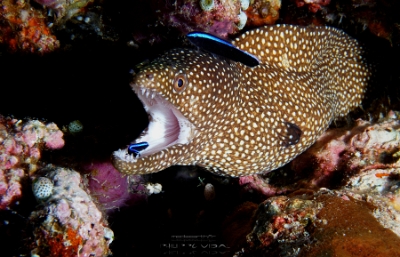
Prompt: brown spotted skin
<box><xmin>113</xmin><ymin>25</ymin><xmax>371</xmax><ymax>177</ymax></box>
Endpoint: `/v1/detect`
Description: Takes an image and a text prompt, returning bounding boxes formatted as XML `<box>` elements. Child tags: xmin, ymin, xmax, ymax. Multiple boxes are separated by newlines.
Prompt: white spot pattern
<box><xmin>113</xmin><ymin>25</ymin><xmax>371</xmax><ymax>177</ymax></box>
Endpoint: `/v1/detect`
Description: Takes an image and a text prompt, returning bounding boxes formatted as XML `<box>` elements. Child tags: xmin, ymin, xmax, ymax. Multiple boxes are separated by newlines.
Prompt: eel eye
<box><xmin>173</xmin><ymin>73</ymin><xmax>188</xmax><ymax>93</ymax></box>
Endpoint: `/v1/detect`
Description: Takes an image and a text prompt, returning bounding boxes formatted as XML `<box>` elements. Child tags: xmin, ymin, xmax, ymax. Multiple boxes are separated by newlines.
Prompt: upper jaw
<box><xmin>128</xmin><ymin>85</ymin><xmax>198</xmax><ymax>158</ymax></box>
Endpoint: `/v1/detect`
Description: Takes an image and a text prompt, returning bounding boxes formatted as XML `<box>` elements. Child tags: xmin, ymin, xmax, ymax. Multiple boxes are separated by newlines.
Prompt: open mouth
<box><xmin>130</xmin><ymin>86</ymin><xmax>197</xmax><ymax>158</ymax></box>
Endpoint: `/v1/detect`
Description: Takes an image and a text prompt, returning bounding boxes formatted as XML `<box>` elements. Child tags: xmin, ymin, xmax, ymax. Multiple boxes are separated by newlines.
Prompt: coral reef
<box><xmin>239</xmin><ymin>173</ymin><xmax>290</xmax><ymax>197</ymax></box>
<box><xmin>293</xmin><ymin>0</ymin><xmax>330</xmax><ymax>13</ymax></box>
<box><xmin>246</xmin><ymin>192</ymin><xmax>321</xmax><ymax>255</ymax></box>
<box><xmin>29</xmin><ymin>167</ymin><xmax>113</xmax><ymax>257</ymax></box>
<box><xmin>291</xmin><ymin>111</ymin><xmax>400</xmax><ymax>188</ymax></box>
<box><xmin>153</xmin><ymin>0</ymin><xmax>244</xmax><ymax>38</ymax></box>
<box><xmin>299</xmin><ymin>192</ymin><xmax>400</xmax><ymax>257</ymax></box>
<box><xmin>0</xmin><ymin>0</ymin><xmax>99</xmax><ymax>53</ymax></box>
<box><xmin>0</xmin><ymin>115</ymin><xmax>64</xmax><ymax>210</ymax></box>
<box><xmin>227</xmin><ymin>189</ymin><xmax>400</xmax><ymax>257</ymax></box>
<box><xmin>244</xmin><ymin>0</ymin><xmax>281</xmax><ymax>27</ymax></box>
<box><xmin>345</xmin><ymin>186</ymin><xmax>400</xmax><ymax>238</ymax></box>
<box><xmin>0</xmin><ymin>0</ymin><xmax>398</xmax><ymax>255</ymax></box>
<box><xmin>0</xmin><ymin>0</ymin><xmax>60</xmax><ymax>53</ymax></box>
<box><xmin>282</xmin><ymin>0</ymin><xmax>400</xmax><ymax>45</ymax></box>
<box><xmin>240</xmin><ymin>113</ymin><xmax>400</xmax><ymax>197</ymax></box>
<box><xmin>239</xmin><ymin>113</ymin><xmax>400</xmax><ymax>244</ymax></box>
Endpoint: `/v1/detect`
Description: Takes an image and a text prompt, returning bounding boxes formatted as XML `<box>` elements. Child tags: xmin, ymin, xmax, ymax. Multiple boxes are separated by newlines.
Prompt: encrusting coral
<box><xmin>153</xmin><ymin>0</ymin><xmax>243</xmax><ymax>38</ymax></box>
<box><xmin>0</xmin><ymin>0</ymin><xmax>96</xmax><ymax>53</ymax></box>
<box><xmin>290</xmin><ymin>111</ymin><xmax>400</xmax><ymax>190</ymax></box>
<box><xmin>244</xmin><ymin>0</ymin><xmax>281</xmax><ymax>27</ymax></box>
<box><xmin>225</xmin><ymin>189</ymin><xmax>400</xmax><ymax>257</ymax></box>
<box><xmin>0</xmin><ymin>0</ymin><xmax>60</xmax><ymax>53</ymax></box>
<box><xmin>30</xmin><ymin>167</ymin><xmax>114</xmax><ymax>257</ymax></box>
<box><xmin>0</xmin><ymin>115</ymin><xmax>64</xmax><ymax>209</ymax></box>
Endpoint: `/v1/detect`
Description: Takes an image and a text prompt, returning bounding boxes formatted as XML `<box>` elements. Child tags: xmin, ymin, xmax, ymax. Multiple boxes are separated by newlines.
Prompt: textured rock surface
<box><xmin>30</xmin><ymin>167</ymin><xmax>113</xmax><ymax>257</ymax></box>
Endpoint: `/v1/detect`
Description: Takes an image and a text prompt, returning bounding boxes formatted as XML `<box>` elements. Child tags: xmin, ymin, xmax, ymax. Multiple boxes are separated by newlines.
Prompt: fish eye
<box><xmin>173</xmin><ymin>73</ymin><xmax>188</xmax><ymax>93</ymax></box>
<box><xmin>177</xmin><ymin>79</ymin><xmax>183</xmax><ymax>87</ymax></box>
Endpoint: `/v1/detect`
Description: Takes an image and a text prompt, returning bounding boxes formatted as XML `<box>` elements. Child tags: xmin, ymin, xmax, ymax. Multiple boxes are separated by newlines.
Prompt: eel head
<box><xmin>113</xmin><ymin>48</ymin><xmax>241</xmax><ymax>175</ymax></box>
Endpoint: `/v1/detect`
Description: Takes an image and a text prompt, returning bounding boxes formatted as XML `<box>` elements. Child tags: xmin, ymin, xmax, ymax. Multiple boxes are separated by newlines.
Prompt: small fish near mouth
<box><xmin>128</xmin><ymin>142</ymin><xmax>149</xmax><ymax>157</ymax></box>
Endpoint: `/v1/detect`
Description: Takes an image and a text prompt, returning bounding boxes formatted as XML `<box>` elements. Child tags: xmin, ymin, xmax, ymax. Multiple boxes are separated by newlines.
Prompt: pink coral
<box><xmin>44</xmin><ymin>129</ymin><xmax>64</xmax><ymax>149</ymax></box>
<box><xmin>0</xmin><ymin>115</ymin><xmax>64</xmax><ymax>210</ymax></box>
<box><xmin>0</xmin><ymin>168</ymin><xmax>24</xmax><ymax>209</ymax></box>
<box><xmin>85</xmin><ymin>161</ymin><xmax>130</xmax><ymax>210</ymax></box>
<box><xmin>154</xmin><ymin>0</ymin><xmax>241</xmax><ymax>38</ymax></box>
<box><xmin>85</xmin><ymin>161</ymin><xmax>147</xmax><ymax>212</ymax></box>
<box><xmin>239</xmin><ymin>174</ymin><xmax>289</xmax><ymax>197</ymax></box>
<box><xmin>291</xmin><ymin>112</ymin><xmax>400</xmax><ymax>187</ymax></box>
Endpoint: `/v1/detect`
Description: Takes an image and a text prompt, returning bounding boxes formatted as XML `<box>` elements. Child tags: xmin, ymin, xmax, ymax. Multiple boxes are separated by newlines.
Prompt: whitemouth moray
<box><xmin>113</xmin><ymin>25</ymin><xmax>371</xmax><ymax>177</ymax></box>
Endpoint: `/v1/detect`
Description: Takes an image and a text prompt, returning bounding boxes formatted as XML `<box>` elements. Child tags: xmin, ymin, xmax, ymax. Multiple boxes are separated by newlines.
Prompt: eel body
<box><xmin>113</xmin><ymin>24</ymin><xmax>371</xmax><ymax>177</ymax></box>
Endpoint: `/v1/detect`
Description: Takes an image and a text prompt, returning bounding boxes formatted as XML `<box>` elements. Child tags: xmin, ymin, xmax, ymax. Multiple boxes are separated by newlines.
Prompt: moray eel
<box><xmin>113</xmin><ymin>24</ymin><xmax>371</xmax><ymax>177</ymax></box>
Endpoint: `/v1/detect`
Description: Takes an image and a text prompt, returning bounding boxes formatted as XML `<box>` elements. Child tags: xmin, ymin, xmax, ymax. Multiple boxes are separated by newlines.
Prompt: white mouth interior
<box><xmin>131</xmin><ymin>86</ymin><xmax>197</xmax><ymax>157</ymax></box>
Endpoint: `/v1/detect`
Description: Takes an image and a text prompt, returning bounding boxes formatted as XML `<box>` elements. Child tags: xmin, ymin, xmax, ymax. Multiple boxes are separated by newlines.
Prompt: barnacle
<box><xmin>200</xmin><ymin>0</ymin><xmax>215</xmax><ymax>11</ymax></box>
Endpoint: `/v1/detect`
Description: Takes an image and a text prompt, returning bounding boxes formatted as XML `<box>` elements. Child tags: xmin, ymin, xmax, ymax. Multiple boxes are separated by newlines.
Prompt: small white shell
<box><xmin>103</xmin><ymin>227</ymin><xmax>114</xmax><ymax>245</ymax></box>
<box><xmin>237</xmin><ymin>11</ymin><xmax>248</xmax><ymax>30</ymax></box>
<box><xmin>32</xmin><ymin>177</ymin><xmax>54</xmax><ymax>200</ymax></box>
<box><xmin>68</xmin><ymin>120</ymin><xmax>83</xmax><ymax>134</ymax></box>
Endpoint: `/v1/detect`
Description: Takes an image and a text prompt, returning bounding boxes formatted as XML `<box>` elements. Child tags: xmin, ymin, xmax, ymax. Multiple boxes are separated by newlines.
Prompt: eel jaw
<box><xmin>125</xmin><ymin>86</ymin><xmax>197</xmax><ymax>158</ymax></box>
